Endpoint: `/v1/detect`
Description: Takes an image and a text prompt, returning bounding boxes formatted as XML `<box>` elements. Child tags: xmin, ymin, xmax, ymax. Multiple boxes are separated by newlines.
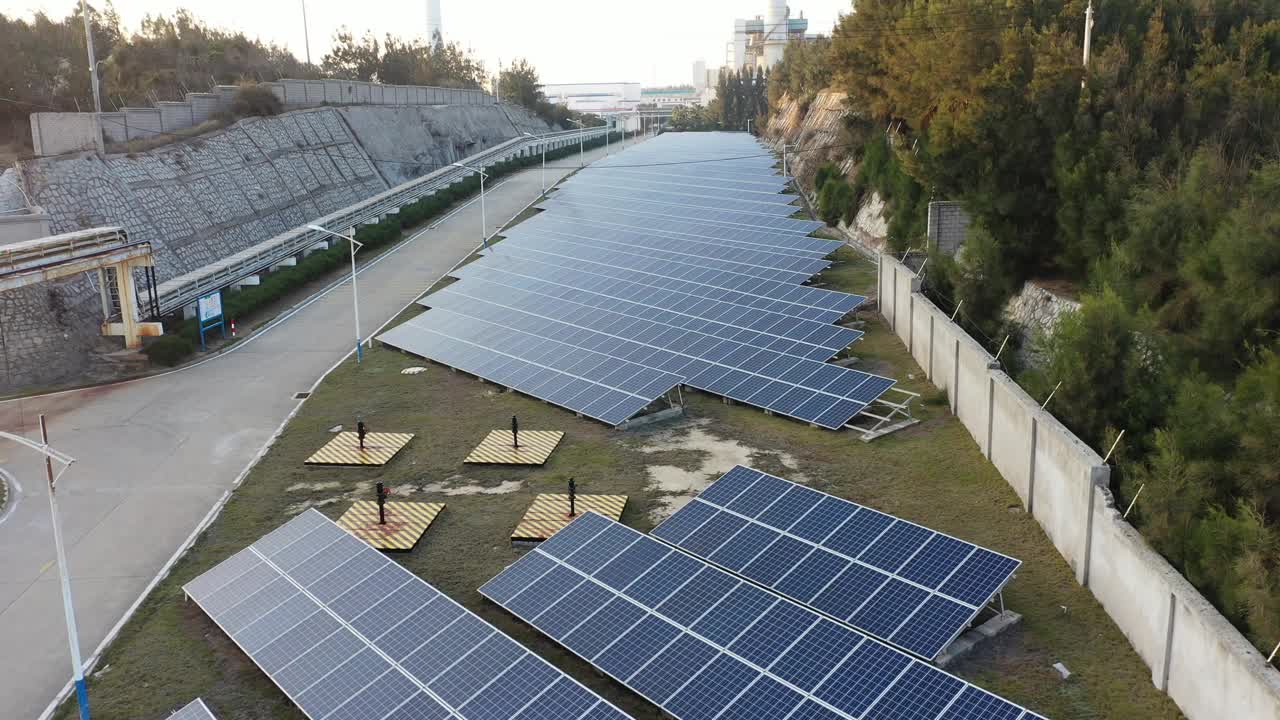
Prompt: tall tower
<box><xmin>426</xmin><ymin>0</ymin><xmax>443</xmax><ymax>45</ymax></box>
<box><xmin>764</xmin><ymin>0</ymin><xmax>788</xmax><ymax>66</ymax></box>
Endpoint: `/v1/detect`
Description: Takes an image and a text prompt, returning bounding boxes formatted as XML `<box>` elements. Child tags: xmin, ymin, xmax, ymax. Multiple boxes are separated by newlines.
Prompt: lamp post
<box><xmin>522</xmin><ymin>131</ymin><xmax>546</xmax><ymax>193</ymax></box>
<box><xmin>1</xmin><ymin>419</ymin><xmax>86</xmax><ymax>719</ymax></box>
<box><xmin>306</xmin><ymin>224</ymin><xmax>365</xmax><ymax>363</ymax></box>
<box><xmin>450</xmin><ymin>163</ymin><xmax>490</xmax><ymax>251</ymax></box>
<box><xmin>569</xmin><ymin>119</ymin><xmax>586</xmax><ymax>167</ymax></box>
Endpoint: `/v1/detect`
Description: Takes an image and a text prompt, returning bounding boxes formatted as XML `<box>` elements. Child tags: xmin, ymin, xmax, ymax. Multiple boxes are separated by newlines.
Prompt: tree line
<box><xmin>668</xmin><ymin>66</ymin><xmax>769</xmax><ymax>132</ymax></box>
<box><xmin>773</xmin><ymin>0</ymin><xmax>1280</xmax><ymax>652</ymax></box>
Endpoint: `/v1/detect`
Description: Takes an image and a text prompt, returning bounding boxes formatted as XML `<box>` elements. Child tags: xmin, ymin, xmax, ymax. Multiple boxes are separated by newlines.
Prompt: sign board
<box><xmin>197</xmin><ymin>291</ymin><xmax>223</xmax><ymax>322</ymax></box>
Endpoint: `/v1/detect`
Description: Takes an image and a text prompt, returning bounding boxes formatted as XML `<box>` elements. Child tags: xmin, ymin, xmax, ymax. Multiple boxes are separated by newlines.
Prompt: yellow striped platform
<box><xmin>337</xmin><ymin>500</ymin><xmax>444</xmax><ymax>551</ymax></box>
<box><xmin>464</xmin><ymin>430</ymin><xmax>564</xmax><ymax>465</ymax></box>
<box><xmin>512</xmin><ymin>493</ymin><xmax>628</xmax><ymax>542</ymax></box>
<box><xmin>305</xmin><ymin>432</ymin><xmax>414</xmax><ymax>466</ymax></box>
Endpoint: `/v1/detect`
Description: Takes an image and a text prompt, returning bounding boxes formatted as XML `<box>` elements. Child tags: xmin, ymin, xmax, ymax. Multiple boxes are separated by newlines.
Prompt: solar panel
<box><xmin>375</xmin><ymin>311</ymin><xmax>679</xmax><ymax>427</ymax></box>
<box><xmin>496</xmin><ymin>229</ymin><xmax>817</xmax><ymax>285</ymax></box>
<box><xmin>579</xmin><ymin>165</ymin><xmax>791</xmax><ymax>193</ymax></box>
<box><xmin>551</xmin><ymin>185</ymin><xmax>802</xmax><ymax>217</ymax></box>
<box><xmin>449</xmin><ymin>262</ymin><xmax>862</xmax><ymax>356</ymax></box>
<box><xmin>437</xmin><ymin>271</ymin><xmax>859</xmax><ymax>360</ymax></box>
<box><xmin>563</xmin><ymin>175</ymin><xmax>799</xmax><ymax>205</ymax></box>
<box><xmin>168</xmin><ymin>698</ymin><xmax>217</xmax><ymax>720</ymax></box>
<box><xmin>521</xmin><ymin>210</ymin><xmax>839</xmax><ymax>257</ymax></box>
<box><xmin>538</xmin><ymin>195</ymin><xmax>823</xmax><ymax>234</ymax></box>
<box><xmin>476</xmin><ymin>242</ymin><xmax>860</xmax><ymax>322</ymax></box>
<box><xmin>653</xmin><ymin>466</ymin><xmax>1021</xmax><ymax>659</ymax></box>
<box><xmin>413</xmin><ymin>284</ymin><xmax>893</xmax><ymax>430</ymax></box>
<box><xmin>503</xmin><ymin>222</ymin><xmax>831</xmax><ymax>275</ymax></box>
<box><xmin>184</xmin><ymin>509</ymin><xmax>634</xmax><ymax>720</ymax></box>
<box><xmin>480</xmin><ymin>512</ymin><xmax>1040</xmax><ymax>720</ymax></box>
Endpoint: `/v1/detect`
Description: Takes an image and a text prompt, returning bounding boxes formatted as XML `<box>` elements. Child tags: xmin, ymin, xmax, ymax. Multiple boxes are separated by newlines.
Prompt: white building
<box><xmin>540</xmin><ymin>82</ymin><xmax>642</xmax><ymax>114</ymax></box>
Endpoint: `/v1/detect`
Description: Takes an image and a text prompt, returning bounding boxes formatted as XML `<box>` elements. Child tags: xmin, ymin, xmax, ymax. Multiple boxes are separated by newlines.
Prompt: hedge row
<box><xmin>170</xmin><ymin>130</ymin><xmax>621</xmax><ymax>353</ymax></box>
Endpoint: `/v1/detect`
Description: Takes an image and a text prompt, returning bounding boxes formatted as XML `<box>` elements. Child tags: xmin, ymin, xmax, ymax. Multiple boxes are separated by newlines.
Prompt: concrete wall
<box><xmin>877</xmin><ymin>254</ymin><xmax>1280</xmax><ymax>720</ymax></box>
<box><xmin>0</xmin><ymin>273</ymin><xmax>103</xmax><ymax>389</ymax></box>
<box><xmin>927</xmin><ymin>200</ymin><xmax>970</xmax><ymax>256</ymax></box>
<box><xmin>30</xmin><ymin>113</ymin><xmax>103</xmax><ymax>156</ymax></box>
<box><xmin>0</xmin><ymin>212</ymin><xmax>53</xmax><ymax>245</ymax></box>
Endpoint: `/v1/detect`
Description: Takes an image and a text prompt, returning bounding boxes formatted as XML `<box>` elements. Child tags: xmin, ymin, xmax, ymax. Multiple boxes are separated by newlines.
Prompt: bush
<box><xmin>817</xmin><ymin>177</ymin><xmax>855</xmax><ymax>226</ymax></box>
<box><xmin>231</xmin><ymin>84</ymin><xmax>283</xmax><ymax>118</ymax></box>
<box><xmin>144</xmin><ymin>335</ymin><xmax>195</xmax><ymax>366</ymax></box>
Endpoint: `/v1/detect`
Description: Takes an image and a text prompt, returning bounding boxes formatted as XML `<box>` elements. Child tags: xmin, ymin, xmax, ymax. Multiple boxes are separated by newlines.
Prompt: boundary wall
<box><xmin>878</xmin><ymin>253</ymin><xmax>1280</xmax><ymax>720</ymax></box>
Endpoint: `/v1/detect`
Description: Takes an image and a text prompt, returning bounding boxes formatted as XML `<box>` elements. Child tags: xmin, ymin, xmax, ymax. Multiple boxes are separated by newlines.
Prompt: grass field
<box><xmin>56</xmin><ymin>243</ymin><xmax>1183</xmax><ymax>720</ymax></box>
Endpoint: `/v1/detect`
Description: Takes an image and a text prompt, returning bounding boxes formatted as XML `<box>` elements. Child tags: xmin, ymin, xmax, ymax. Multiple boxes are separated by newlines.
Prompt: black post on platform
<box><xmin>568</xmin><ymin>477</ymin><xmax>576</xmax><ymax>517</ymax></box>
<box><xmin>511</xmin><ymin>415</ymin><xmax>519</xmax><ymax>449</ymax></box>
<box><xmin>376</xmin><ymin>482</ymin><xmax>387</xmax><ymax>524</ymax></box>
<box><xmin>357</xmin><ymin>417</ymin><xmax>367</xmax><ymax>450</ymax></box>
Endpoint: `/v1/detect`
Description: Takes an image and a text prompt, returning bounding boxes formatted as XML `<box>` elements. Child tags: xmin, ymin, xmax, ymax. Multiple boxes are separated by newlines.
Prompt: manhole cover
<box><xmin>294</xmin><ymin>392</ymin><xmax>311</xmax><ymax>399</ymax></box>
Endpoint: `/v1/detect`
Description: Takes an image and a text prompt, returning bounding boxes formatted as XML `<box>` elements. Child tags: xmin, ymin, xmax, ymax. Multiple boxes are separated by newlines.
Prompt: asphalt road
<box><xmin>0</xmin><ymin>139</ymin><xmax>624</xmax><ymax>720</ymax></box>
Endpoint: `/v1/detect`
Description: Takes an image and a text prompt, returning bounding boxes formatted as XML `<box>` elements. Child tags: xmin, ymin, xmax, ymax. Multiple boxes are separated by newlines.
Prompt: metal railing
<box><xmin>154</xmin><ymin>126</ymin><xmax>606</xmax><ymax>314</ymax></box>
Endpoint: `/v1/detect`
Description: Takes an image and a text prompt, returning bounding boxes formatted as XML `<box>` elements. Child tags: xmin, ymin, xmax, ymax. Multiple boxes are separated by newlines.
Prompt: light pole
<box><xmin>306</xmin><ymin>224</ymin><xmax>365</xmax><ymax>363</ymax></box>
<box><xmin>450</xmin><ymin>163</ymin><xmax>490</xmax><ymax>251</ymax></box>
<box><xmin>1</xmin><ymin>419</ymin><xmax>86</xmax><ymax>720</ymax></box>
<box><xmin>569</xmin><ymin>119</ymin><xmax>585</xmax><ymax>167</ymax></box>
<box><xmin>522</xmin><ymin>131</ymin><xmax>546</xmax><ymax>193</ymax></box>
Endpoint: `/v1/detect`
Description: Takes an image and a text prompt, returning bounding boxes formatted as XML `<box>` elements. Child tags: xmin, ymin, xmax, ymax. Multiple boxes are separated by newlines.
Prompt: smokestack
<box><xmin>426</xmin><ymin>0</ymin><xmax>443</xmax><ymax>44</ymax></box>
<box><xmin>764</xmin><ymin>0</ymin><xmax>788</xmax><ymax>66</ymax></box>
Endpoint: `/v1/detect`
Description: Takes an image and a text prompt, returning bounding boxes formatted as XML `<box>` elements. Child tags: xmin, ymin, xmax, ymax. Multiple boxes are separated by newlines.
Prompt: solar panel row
<box><xmin>540</xmin><ymin>195</ymin><xmax>824</xmax><ymax>234</ymax></box>
<box><xmin>528</xmin><ymin>201</ymin><xmax>838</xmax><ymax>254</ymax></box>
<box><xmin>497</xmin><ymin>228</ymin><xmax>818</xmax><ymax>284</ymax></box>
<box><xmin>520</xmin><ymin>211</ymin><xmax>838</xmax><ymax>257</ymax></box>
<box><xmin>474</xmin><ymin>241</ymin><xmax>861</xmax><ymax>322</ymax></box>
<box><xmin>562</xmin><ymin>175</ymin><xmax>799</xmax><ymax>205</ymax></box>
<box><xmin>552</xmin><ymin>185</ymin><xmax>802</xmax><ymax>217</ymax></box>
<box><xmin>652</xmin><ymin>467</ymin><xmax>1021</xmax><ymax>659</ymax></box>
<box><xmin>449</xmin><ymin>262</ymin><xmax>861</xmax><ymax>357</ymax></box>
<box><xmin>416</xmin><ymin>282</ymin><xmax>892</xmax><ymax>429</ymax></box>
<box><xmin>580</xmin><ymin>166</ymin><xmax>792</xmax><ymax>193</ymax></box>
<box><xmin>376</xmin><ymin>310</ymin><xmax>680</xmax><ymax>427</ymax></box>
<box><xmin>185</xmin><ymin>510</ymin><xmax>634</xmax><ymax>720</ymax></box>
<box><xmin>505</xmin><ymin>220</ymin><xmax>831</xmax><ymax>274</ymax></box>
<box><xmin>481</xmin><ymin>512</ymin><xmax>1044</xmax><ymax>720</ymax></box>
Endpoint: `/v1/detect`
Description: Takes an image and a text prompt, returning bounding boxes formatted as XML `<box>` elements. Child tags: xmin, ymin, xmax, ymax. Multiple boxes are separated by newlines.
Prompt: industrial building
<box><xmin>539</xmin><ymin>82</ymin><xmax>642</xmax><ymax>114</ymax></box>
<box><xmin>728</xmin><ymin>0</ymin><xmax>813</xmax><ymax>68</ymax></box>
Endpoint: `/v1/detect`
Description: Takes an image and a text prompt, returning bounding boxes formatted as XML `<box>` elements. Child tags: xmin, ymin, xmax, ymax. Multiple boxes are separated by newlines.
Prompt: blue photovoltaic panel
<box><xmin>376</xmin><ymin>308</ymin><xmax>679</xmax><ymax>428</ymax></box>
<box><xmin>168</xmin><ymin>699</ymin><xmax>217</xmax><ymax>720</ymax></box>
<box><xmin>552</xmin><ymin>185</ymin><xmax>802</xmax><ymax>217</ymax></box>
<box><xmin>184</xmin><ymin>509</ymin><xmax>633</xmax><ymax>720</ymax></box>
<box><xmin>414</xmin><ymin>285</ymin><xmax>892</xmax><ymax>430</ymax></box>
<box><xmin>480</xmin><ymin>511</ymin><xmax>1041</xmax><ymax>720</ymax></box>
<box><xmin>462</xmin><ymin>244</ymin><xmax>862</xmax><ymax>323</ymax></box>
<box><xmin>562</xmin><ymin>174</ymin><xmax>800</xmax><ymax>206</ymax></box>
<box><xmin>539</xmin><ymin>194</ymin><xmax>824</xmax><ymax>234</ymax></box>
<box><xmin>652</xmin><ymin>466</ymin><xmax>1021</xmax><ymax>659</ymax></box>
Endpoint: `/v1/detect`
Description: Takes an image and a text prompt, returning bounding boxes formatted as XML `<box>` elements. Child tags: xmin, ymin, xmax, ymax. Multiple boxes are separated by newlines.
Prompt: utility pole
<box><xmin>41</xmin><ymin>416</ymin><xmax>90</xmax><ymax>720</ymax></box>
<box><xmin>301</xmin><ymin>0</ymin><xmax>312</xmax><ymax>67</ymax></box>
<box><xmin>1083</xmin><ymin>1</ymin><xmax>1095</xmax><ymax>68</ymax></box>
<box><xmin>79</xmin><ymin>0</ymin><xmax>102</xmax><ymax>114</ymax></box>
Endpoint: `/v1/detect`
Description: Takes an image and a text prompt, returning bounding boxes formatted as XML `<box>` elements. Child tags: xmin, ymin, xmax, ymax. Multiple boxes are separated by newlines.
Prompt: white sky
<box><xmin>0</xmin><ymin>0</ymin><xmax>852</xmax><ymax>86</ymax></box>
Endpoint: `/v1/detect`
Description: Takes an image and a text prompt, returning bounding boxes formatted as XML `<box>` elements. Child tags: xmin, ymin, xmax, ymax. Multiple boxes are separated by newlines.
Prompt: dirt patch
<box><xmin>635</xmin><ymin>418</ymin><xmax>806</xmax><ymax>522</ymax></box>
<box><xmin>419</xmin><ymin>476</ymin><xmax>524</xmax><ymax>496</ymax></box>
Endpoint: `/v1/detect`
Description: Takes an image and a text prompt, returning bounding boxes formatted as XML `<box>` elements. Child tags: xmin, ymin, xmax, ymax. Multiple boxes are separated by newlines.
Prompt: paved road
<box><xmin>0</xmin><ymin>140</ymin><xmax>625</xmax><ymax>720</ymax></box>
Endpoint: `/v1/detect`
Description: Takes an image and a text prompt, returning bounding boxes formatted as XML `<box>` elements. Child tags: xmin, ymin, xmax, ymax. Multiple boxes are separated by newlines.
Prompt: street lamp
<box><xmin>450</xmin><ymin>163</ymin><xmax>490</xmax><ymax>252</ymax></box>
<box><xmin>521</xmin><ymin>131</ymin><xmax>546</xmax><ymax>193</ymax></box>
<box><xmin>569</xmin><ymin>119</ymin><xmax>585</xmax><ymax>168</ymax></box>
<box><xmin>1</xmin><ymin>418</ymin><xmax>87</xmax><ymax>719</ymax></box>
<box><xmin>306</xmin><ymin>224</ymin><xmax>365</xmax><ymax>363</ymax></box>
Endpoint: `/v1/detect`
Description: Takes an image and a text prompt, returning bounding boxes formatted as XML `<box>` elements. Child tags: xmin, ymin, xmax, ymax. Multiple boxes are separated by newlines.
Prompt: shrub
<box><xmin>817</xmin><ymin>177</ymin><xmax>855</xmax><ymax>226</ymax></box>
<box><xmin>231</xmin><ymin>85</ymin><xmax>283</xmax><ymax>118</ymax></box>
<box><xmin>145</xmin><ymin>335</ymin><xmax>195</xmax><ymax>366</ymax></box>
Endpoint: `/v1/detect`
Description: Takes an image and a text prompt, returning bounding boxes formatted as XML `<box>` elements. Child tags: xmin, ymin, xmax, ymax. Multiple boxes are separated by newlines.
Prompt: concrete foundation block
<box><xmin>271</xmin><ymin>257</ymin><xmax>298</xmax><ymax>270</ymax></box>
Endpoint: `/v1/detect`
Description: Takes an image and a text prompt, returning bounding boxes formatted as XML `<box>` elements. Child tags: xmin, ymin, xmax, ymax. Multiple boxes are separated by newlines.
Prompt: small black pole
<box><xmin>357</xmin><ymin>418</ymin><xmax>367</xmax><ymax>450</ymax></box>
<box><xmin>511</xmin><ymin>415</ymin><xmax>519</xmax><ymax>449</ymax></box>
<box><xmin>568</xmin><ymin>477</ymin><xmax>576</xmax><ymax>517</ymax></box>
<box><xmin>376</xmin><ymin>482</ymin><xmax>387</xmax><ymax>525</ymax></box>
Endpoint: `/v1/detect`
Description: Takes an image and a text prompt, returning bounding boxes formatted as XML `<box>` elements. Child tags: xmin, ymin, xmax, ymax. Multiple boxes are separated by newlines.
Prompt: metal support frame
<box><xmin>847</xmin><ymin>386</ymin><xmax>921</xmax><ymax>440</ymax></box>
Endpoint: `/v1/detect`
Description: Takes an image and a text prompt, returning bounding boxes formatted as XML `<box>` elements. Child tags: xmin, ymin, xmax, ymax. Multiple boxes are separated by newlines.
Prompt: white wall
<box><xmin>877</xmin><ymin>253</ymin><xmax>1280</xmax><ymax>720</ymax></box>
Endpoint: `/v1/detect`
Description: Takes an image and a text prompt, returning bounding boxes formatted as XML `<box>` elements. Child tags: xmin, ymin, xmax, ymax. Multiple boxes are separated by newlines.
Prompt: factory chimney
<box><xmin>427</xmin><ymin>0</ymin><xmax>443</xmax><ymax>45</ymax></box>
<box><xmin>764</xmin><ymin>0</ymin><xmax>788</xmax><ymax>66</ymax></box>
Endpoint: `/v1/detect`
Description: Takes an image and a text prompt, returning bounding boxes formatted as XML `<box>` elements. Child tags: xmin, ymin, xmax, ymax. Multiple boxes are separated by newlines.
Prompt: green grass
<box><xmin>57</xmin><ymin>245</ymin><xmax>1182</xmax><ymax>720</ymax></box>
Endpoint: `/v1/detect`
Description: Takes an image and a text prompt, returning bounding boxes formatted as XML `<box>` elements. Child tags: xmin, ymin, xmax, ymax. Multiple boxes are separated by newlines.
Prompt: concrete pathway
<box><xmin>0</xmin><ymin>139</ymin><xmax>627</xmax><ymax>720</ymax></box>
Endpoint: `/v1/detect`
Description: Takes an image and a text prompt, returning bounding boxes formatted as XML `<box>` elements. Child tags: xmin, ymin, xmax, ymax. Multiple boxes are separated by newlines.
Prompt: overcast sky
<box><xmin>1</xmin><ymin>0</ymin><xmax>854</xmax><ymax>86</ymax></box>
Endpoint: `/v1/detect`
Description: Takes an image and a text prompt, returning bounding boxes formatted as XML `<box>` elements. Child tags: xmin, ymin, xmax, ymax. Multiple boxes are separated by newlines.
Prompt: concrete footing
<box><xmin>935</xmin><ymin>610</ymin><xmax>1022</xmax><ymax>668</ymax></box>
<box><xmin>271</xmin><ymin>257</ymin><xmax>298</xmax><ymax>270</ymax></box>
<box><xmin>231</xmin><ymin>275</ymin><xmax>260</xmax><ymax>290</ymax></box>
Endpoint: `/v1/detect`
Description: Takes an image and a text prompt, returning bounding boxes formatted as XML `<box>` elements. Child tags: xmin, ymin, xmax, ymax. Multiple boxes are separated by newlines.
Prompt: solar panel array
<box><xmin>378</xmin><ymin>132</ymin><xmax>898</xmax><ymax>429</ymax></box>
<box><xmin>169</xmin><ymin>699</ymin><xmax>217</xmax><ymax>720</ymax></box>
<box><xmin>652</xmin><ymin>467</ymin><xmax>1022</xmax><ymax>659</ymax></box>
<box><xmin>481</xmin><ymin>512</ymin><xmax>1044</xmax><ymax>720</ymax></box>
<box><xmin>184</xmin><ymin>509</ymin><xmax>634</xmax><ymax>720</ymax></box>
